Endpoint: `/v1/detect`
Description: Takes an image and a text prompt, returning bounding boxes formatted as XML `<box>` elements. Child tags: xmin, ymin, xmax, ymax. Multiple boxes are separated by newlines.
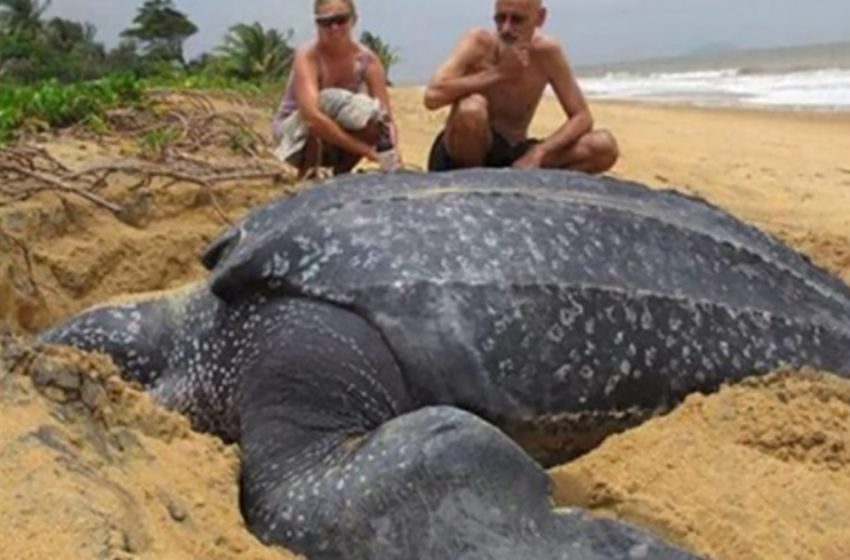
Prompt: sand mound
<box><xmin>0</xmin><ymin>329</ymin><xmax>298</xmax><ymax>559</ymax></box>
<box><xmin>551</xmin><ymin>370</ymin><xmax>850</xmax><ymax>560</ymax></box>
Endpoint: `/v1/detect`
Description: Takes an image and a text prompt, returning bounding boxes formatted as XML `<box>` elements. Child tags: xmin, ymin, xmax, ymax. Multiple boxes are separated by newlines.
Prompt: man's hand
<box><xmin>512</xmin><ymin>145</ymin><xmax>546</xmax><ymax>169</ymax></box>
<box><xmin>495</xmin><ymin>42</ymin><xmax>531</xmax><ymax>81</ymax></box>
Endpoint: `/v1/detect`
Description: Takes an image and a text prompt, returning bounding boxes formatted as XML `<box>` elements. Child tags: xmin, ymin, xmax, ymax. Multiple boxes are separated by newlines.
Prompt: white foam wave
<box><xmin>579</xmin><ymin>68</ymin><xmax>850</xmax><ymax>109</ymax></box>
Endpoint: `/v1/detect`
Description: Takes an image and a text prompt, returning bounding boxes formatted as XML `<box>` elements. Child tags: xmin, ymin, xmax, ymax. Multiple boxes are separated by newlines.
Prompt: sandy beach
<box><xmin>2</xmin><ymin>88</ymin><xmax>850</xmax><ymax>559</ymax></box>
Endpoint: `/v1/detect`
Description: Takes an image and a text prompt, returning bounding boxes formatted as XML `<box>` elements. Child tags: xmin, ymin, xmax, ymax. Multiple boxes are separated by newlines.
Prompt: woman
<box><xmin>272</xmin><ymin>0</ymin><xmax>401</xmax><ymax>178</ymax></box>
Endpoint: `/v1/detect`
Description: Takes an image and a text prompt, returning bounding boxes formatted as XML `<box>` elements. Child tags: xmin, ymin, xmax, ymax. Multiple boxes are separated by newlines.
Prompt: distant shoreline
<box><xmin>585</xmin><ymin>98</ymin><xmax>850</xmax><ymax>121</ymax></box>
<box><xmin>395</xmin><ymin>84</ymin><xmax>850</xmax><ymax>113</ymax></box>
<box><xmin>582</xmin><ymin>94</ymin><xmax>850</xmax><ymax>113</ymax></box>
<box><xmin>392</xmin><ymin>85</ymin><xmax>850</xmax><ymax>120</ymax></box>
<box><xmin>574</xmin><ymin>42</ymin><xmax>850</xmax><ymax>111</ymax></box>
<box><xmin>575</xmin><ymin>39</ymin><xmax>850</xmax><ymax>77</ymax></box>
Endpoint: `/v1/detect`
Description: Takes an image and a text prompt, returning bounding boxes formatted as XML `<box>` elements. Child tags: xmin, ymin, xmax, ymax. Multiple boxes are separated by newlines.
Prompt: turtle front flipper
<box><xmin>38</xmin><ymin>296</ymin><xmax>177</xmax><ymax>387</ymax></box>
<box><xmin>239</xmin><ymin>299</ymin><xmax>700</xmax><ymax>560</ymax></box>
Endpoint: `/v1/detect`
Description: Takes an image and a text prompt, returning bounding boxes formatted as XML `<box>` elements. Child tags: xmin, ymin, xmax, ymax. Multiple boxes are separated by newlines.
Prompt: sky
<box><xmin>48</xmin><ymin>0</ymin><xmax>850</xmax><ymax>84</ymax></box>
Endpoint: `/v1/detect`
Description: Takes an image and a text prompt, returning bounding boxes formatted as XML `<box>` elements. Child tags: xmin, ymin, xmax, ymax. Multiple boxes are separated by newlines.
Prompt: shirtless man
<box><xmin>424</xmin><ymin>0</ymin><xmax>618</xmax><ymax>173</ymax></box>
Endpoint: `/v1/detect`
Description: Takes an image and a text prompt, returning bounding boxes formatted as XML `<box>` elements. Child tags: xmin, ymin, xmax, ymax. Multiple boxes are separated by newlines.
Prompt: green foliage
<box><xmin>0</xmin><ymin>103</ymin><xmax>23</xmax><ymax>143</ymax></box>
<box><xmin>1</xmin><ymin>31</ymin><xmax>102</xmax><ymax>82</ymax></box>
<box><xmin>44</xmin><ymin>17</ymin><xmax>98</xmax><ymax>52</ymax></box>
<box><xmin>0</xmin><ymin>0</ymin><xmax>51</xmax><ymax>35</ymax></box>
<box><xmin>122</xmin><ymin>0</ymin><xmax>198</xmax><ymax>66</ymax></box>
<box><xmin>142</xmin><ymin>70</ymin><xmax>264</xmax><ymax>94</ymax></box>
<box><xmin>0</xmin><ymin>4</ymin><xmax>116</xmax><ymax>83</ymax></box>
<box><xmin>136</xmin><ymin>126</ymin><xmax>180</xmax><ymax>159</ymax></box>
<box><xmin>102</xmin><ymin>39</ymin><xmax>149</xmax><ymax>77</ymax></box>
<box><xmin>0</xmin><ymin>3</ymin><xmax>404</xmax><ymax>144</ymax></box>
<box><xmin>0</xmin><ymin>75</ymin><xmax>145</xmax><ymax>143</ymax></box>
<box><xmin>359</xmin><ymin>30</ymin><xmax>401</xmax><ymax>83</ymax></box>
<box><xmin>82</xmin><ymin>113</ymin><xmax>111</xmax><ymax>136</ymax></box>
<box><xmin>217</xmin><ymin>22</ymin><xmax>294</xmax><ymax>81</ymax></box>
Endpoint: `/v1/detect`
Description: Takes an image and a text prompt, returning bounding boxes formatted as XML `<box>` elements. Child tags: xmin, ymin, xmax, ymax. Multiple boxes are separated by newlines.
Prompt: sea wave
<box><xmin>578</xmin><ymin>68</ymin><xmax>850</xmax><ymax>109</ymax></box>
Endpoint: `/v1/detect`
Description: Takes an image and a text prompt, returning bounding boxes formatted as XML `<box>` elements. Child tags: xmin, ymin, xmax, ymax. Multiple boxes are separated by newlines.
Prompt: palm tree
<box><xmin>121</xmin><ymin>0</ymin><xmax>198</xmax><ymax>66</ymax></box>
<box><xmin>359</xmin><ymin>30</ymin><xmax>400</xmax><ymax>84</ymax></box>
<box><xmin>44</xmin><ymin>17</ymin><xmax>97</xmax><ymax>52</ymax></box>
<box><xmin>0</xmin><ymin>0</ymin><xmax>51</xmax><ymax>35</ymax></box>
<box><xmin>217</xmin><ymin>22</ymin><xmax>294</xmax><ymax>81</ymax></box>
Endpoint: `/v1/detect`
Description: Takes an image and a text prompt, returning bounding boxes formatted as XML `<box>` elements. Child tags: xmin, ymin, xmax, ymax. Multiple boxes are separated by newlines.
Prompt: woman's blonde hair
<box><xmin>314</xmin><ymin>0</ymin><xmax>358</xmax><ymax>23</ymax></box>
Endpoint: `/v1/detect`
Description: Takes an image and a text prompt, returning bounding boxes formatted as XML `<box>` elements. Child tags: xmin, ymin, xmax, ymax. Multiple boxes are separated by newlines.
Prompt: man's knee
<box><xmin>455</xmin><ymin>94</ymin><xmax>489</xmax><ymax>119</ymax></box>
<box><xmin>449</xmin><ymin>94</ymin><xmax>490</xmax><ymax>137</ymax></box>
<box><xmin>590</xmin><ymin>129</ymin><xmax>619</xmax><ymax>170</ymax></box>
<box><xmin>442</xmin><ymin>94</ymin><xmax>492</xmax><ymax>166</ymax></box>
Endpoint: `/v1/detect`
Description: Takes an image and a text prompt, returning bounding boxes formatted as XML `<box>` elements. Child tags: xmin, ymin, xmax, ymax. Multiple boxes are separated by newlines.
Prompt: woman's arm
<box><xmin>292</xmin><ymin>46</ymin><xmax>378</xmax><ymax>162</ymax></box>
<box><xmin>363</xmin><ymin>49</ymin><xmax>403</xmax><ymax>162</ymax></box>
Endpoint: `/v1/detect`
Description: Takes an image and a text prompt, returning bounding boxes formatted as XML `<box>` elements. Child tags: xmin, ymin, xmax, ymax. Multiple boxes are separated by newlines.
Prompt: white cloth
<box><xmin>272</xmin><ymin>88</ymin><xmax>385</xmax><ymax>163</ymax></box>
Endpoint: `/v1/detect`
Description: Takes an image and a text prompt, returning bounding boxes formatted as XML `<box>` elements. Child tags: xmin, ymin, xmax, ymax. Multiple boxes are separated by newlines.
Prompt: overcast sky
<box><xmin>49</xmin><ymin>0</ymin><xmax>850</xmax><ymax>83</ymax></box>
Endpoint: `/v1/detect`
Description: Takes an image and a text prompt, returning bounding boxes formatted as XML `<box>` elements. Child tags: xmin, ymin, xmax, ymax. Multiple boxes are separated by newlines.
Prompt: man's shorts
<box><xmin>427</xmin><ymin>129</ymin><xmax>540</xmax><ymax>171</ymax></box>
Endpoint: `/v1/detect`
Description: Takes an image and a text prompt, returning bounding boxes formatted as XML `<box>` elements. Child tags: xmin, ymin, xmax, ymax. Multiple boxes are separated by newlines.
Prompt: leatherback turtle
<box><xmin>41</xmin><ymin>169</ymin><xmax>850</xmax><ymax>559</ymax></box>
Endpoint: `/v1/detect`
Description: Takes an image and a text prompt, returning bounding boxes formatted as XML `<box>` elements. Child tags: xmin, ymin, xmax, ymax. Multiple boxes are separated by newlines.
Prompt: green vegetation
<box><xmin>360</xmin><ymin>31</ymin><xmax>401</xmax><ymax>83</ymax></box>
<box><xmin>0</xmin><ymin>75</ymin><xmax>144</xmax><ymax>142</ymax></box>
<box><xmin>0</xmin><ymin>0</ymin><xmax>401</xmax><ymax>143</ymax></box>
<box><xmin>217</xmin><ymin>22</ymin><xmax>294</xmax><ymax>81</ymax></box>
<box><xmin>0</xmin><ymin>0</ymin><xmax>52</xmax><ymax>35</ymax></box>
<box><xmin>136</xmin><ymin>125</ymin><xmax>181</xmax><ymax>159</ymax></box>
<box><xmin>121</xmin><ymin>0</ymin><xmax>197</xmax><ymax>67</ymax></box>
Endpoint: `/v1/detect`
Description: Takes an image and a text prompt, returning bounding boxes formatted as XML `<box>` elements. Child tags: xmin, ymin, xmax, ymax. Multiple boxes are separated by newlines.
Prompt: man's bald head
<box><xmin>494</xmin><ymin>0</ymin><xmax>546</xmax><ymax>43</ymax></box>
<box><xmin>496</xmin><ymin>0</ymin><xmax>543</xmax><ymax>10</ymax></box>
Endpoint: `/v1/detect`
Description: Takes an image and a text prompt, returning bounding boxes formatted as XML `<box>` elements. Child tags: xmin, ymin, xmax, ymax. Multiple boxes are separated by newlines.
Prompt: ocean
<box><xmin>576</xmin><ymin>41</ymin><xmax>850</xmax><ymax>110</ymax></box>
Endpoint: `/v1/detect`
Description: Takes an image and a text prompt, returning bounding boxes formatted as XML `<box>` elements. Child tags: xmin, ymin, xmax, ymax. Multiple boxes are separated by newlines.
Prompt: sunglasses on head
<box><xmin>316</xmin><ymin>13</ymin><xmax>352</xmax><ymax>28</ymax></box>
<box><xmin>494</xmin><ymin>12</ymin><xmax>528</xmax><ymax>26</ymax></box>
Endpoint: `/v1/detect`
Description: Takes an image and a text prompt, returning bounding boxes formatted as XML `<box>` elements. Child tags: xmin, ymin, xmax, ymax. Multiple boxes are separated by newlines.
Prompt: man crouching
<box><xmin>424</xmin><ymin>0</ymin><xmax>618</xmax><ymax>173</ymax></box>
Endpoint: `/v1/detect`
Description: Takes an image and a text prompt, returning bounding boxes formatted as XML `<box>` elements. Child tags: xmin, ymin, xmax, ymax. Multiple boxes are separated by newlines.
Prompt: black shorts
<box><xmin>427</xmin><ymin>129</ymin><xmax>539</xmax><ymax>172</ymax></box>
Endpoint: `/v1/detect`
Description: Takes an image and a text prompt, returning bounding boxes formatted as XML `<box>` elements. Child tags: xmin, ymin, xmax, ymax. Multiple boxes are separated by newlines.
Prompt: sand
<box><xmin>551</xmin><ymin>370</ymin><xmax>850</xmax><ymax>560</ymax></box>
<box><xmin>0</xmin><ymin>333</ymin><xmax>298</xmax><ymax>560</ymax></box>
<box><xmin>1</xmin><ymin>89</ymin><xmax>850</xmax><ymax>559</ymax></box>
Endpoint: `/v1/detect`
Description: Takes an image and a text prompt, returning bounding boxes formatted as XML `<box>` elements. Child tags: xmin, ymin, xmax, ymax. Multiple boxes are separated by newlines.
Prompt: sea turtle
<box><xmin>41</xmin><ymin>169</ymin><xmax>850</xmax><ymax>559</ymax></box>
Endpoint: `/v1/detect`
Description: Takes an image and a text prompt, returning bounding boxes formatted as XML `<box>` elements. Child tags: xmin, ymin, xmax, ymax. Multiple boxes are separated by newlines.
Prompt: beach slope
<box><xmin>1</xmin><ymin>89</ymin><xmax>849</xmax><ymax>559</ymax></box>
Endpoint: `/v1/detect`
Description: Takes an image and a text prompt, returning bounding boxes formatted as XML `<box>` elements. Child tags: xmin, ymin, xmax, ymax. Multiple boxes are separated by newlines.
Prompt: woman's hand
<box><xmin>363</xmin><ymin>146</ymin><xmax>380</xmax><ymax>163</ymax></box>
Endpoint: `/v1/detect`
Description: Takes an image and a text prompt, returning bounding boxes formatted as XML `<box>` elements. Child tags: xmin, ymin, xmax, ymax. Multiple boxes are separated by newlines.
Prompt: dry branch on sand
<box><xmin>0</xmin><ymin>146</ymin><xmax>294</xmax><ymax>226</ymax></box>
<box><xmin>1</xmin><ymin>90</ymin><xmax>297</xmax><ymax>226</ymax></box>
<box><xmin>70</xmin><ymin>89</ymin><xmax>273</xmax><ymax>160</ymax></box>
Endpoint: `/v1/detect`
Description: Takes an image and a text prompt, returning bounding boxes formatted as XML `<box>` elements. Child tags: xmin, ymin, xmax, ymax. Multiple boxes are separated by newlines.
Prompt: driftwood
<box><xmin>86</xmin><ymin>89</ymin><xmax>272</xmax><ymax>159</ymax></box>
<box><xmin>0</xmin><ymin>89</ymin><xmax>298</xmax><ymax>310</ymax></box>
<box><xmin>0</xmin><ymin>145</ymin><xmax>294</xmax><ymax>226</ymax></box>
<box><xmin>0</xmin><ymin>89</ymin><xmax>297</xmax><ymax>225</ymax></box>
